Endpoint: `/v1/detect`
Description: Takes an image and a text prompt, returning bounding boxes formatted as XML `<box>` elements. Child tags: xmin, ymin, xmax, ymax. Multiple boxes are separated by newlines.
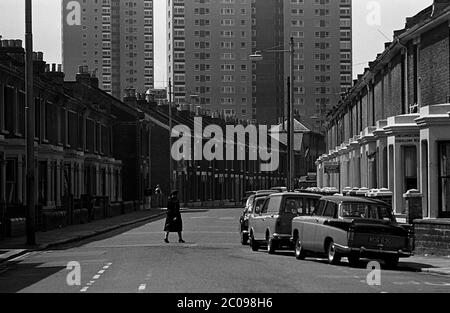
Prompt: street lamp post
<box><xmin>25</xmin><ymin>0</ymin><xmax>36</xmax><ymax>246</ymax></box>
<box><xmin>288</xmin><ymin>37</ymin><xmax>295</xmax><ymax>191</ymax></box>
<box><xmin>250</xmin><ymin>37</ymin><xmax>296</xmax><ymax>191</ymax></box>
<box><xmin>168</xmin><ymin>78</ymin><xmax>174</xmax><ymax>193</ymax></box>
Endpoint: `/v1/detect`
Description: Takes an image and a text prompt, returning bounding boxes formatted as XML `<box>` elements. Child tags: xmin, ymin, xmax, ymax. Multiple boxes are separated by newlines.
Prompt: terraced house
<box><xmin>0</xmin><ymin>39</ymin><xmax>152</xmax><ymax>236</ymax></box>
<box><xmin>315</xmin><ymin>0</ymin><xmax>450</xmax><ymax>254</ymax></box>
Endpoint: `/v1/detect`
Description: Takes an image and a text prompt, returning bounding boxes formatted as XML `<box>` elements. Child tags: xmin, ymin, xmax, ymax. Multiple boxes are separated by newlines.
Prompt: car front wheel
<box><xmin>327</xmin><ymin>240</ymin><xmax>341</xmax><ymax>265</ymax></box>
<box><xmin>267</xmin><ymin>237</ymin><xmax>276</xmax><ymax>254</ymax></box>
<box><xmin>295</xmin><ymin>238</ymin><xmax>306</xmax><ymax>260</ymax></box>
<box><xmin>250</xmin><ymin>234</ymin><xmax>259</xmax><ymax>252</ymax></box>
<box><xmin>241</xmin><ymin>232</ymin><xmax>249</xmax><ymax>245</ymax></box>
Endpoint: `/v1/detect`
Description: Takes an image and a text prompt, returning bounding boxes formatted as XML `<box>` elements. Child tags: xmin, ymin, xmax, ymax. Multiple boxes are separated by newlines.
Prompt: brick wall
<box><xmin>387</xmin><ymin>60</ymin><xmax>404</xmax><ymax>118</ymax></box>
<box><xmin>113</xmin><ymin>124</ymin><xmax>138</xmax><ymax>202</ymax></box>
<box><xmin>150</xmin><ymin>123</ymin><xmax>171</xmax><ymax>198</ymax></box>
<box><xmin>419</xmin><ymin>23</ymin><xmax>450</xmax><ymax>106</ymax></box>
<box><xmin>374</xmin><ymin>78</ymin><xmax>383</xmax><ymax>122</ymax></box>
<box><xmin>414</xmin><ymin>220</ymin><xmax>450</xmax><ymax>256</ymax></box>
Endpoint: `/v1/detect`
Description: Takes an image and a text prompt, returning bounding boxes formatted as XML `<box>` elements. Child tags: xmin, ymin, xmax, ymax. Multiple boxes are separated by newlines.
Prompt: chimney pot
<box><xmin>32</xmin><ymin>52</ymin><xmax>38</xmax><ymax>61</ymax></box>
<box><xmin>58</xmin><ymin>64</ymin><xmax>62</xmax><ymax>72</ymax></box>
<box><xmin>45</xmin><ymin>64</ymin><xmax>50</xmax><ymax>72</ymax></box>
<box><xmin>37</xmin><ymin>52</ymin><xmax>43</xmax><ymax>61</ymax></box>
<box><xmin>14</xmin><ymin>40</ymin><xmax>22</xmax><ymax>48</ymax></box>
<box><xmin>52</xmin><ymin>63</ymin><xmax>56</xmax><ymax>72</ymax></box>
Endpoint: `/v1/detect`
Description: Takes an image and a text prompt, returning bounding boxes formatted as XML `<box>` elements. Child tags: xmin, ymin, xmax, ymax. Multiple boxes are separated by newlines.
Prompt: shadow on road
<box><xmin>0</xmin><ymin>262</ymin><xmax>64</xmax><ymax>293</ymax></box>
<box><xmin>50</xmin><ymin>214</ymin><xmax>168</xmax><ymax>251</ymax></box>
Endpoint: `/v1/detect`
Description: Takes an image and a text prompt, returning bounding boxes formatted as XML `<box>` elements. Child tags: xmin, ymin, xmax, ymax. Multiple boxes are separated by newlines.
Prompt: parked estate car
<box><xmin>239</xmin><ymin>191</ymin><xmax>276</xmax><ymax>245</ymax></box>
<box><xmin>291</xmin><ymin>196</ymin><xmax>414</xmax><ymax>267</ymax></box>
<box><xmin>248</xmin><ymin>193</ymin><xmax>321</xmax><ymax>254</ymax></box>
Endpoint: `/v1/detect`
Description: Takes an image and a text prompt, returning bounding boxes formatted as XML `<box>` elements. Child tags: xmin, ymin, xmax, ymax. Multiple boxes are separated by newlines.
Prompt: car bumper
<box><xmin>334</xmin><ymin>243</ymin><xmax>413</xmax><ymax>258</ymax></box>
<box><xmin>272</xmin><ymin>234</ymin><xmax>294</xmax><ymax>248</ymax></box>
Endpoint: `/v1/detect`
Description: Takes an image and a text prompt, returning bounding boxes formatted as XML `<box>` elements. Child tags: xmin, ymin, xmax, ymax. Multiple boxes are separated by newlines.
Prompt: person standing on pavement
<box><xmin>155</xmin><ymin>184</ymin><xmax>162</xmax><ymax>208</ymax></box>
<box><xmin>164</xmin><ymin>190</ymin><xmax>185</xmax><ymax>243</ymax></box>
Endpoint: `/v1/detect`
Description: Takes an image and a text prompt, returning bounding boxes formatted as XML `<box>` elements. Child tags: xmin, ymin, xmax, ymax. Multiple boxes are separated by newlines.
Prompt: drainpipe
<box><xmin>397</xmin><ymin>38</ymin><xmax>409</xmax><ymax>114</ymax></box>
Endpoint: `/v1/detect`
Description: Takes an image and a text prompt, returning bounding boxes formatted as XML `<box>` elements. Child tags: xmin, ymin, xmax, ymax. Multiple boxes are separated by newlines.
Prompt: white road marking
<box><xmin>138</xmin><ymin>284</ymin><xmax>147</xmax><ymax>292</ymax></box>
<box><xmin>79</xmin><ymin>262</ymin><xmax>112</xmax><ymax>293</ymax></box>
<box><xmin>9</xmin><ymin>252</ymin><xmax>33</xmax><ymax>262</ymax></box>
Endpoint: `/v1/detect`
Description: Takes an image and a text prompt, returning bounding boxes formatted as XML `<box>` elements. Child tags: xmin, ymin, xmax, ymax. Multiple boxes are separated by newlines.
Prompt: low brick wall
<box><xmin>414</xmin><ymin>219</ymin><xmax>450</xmax><ymax>256</ymax></box>
<box><xmin>73</xmin><ymin>209</ymin><xmax>89</xmax><ymax>225</ymax></box>
<box><xmin>110</xmin><ymin>203</ymin><xmax>123</xmax><ymax>217</ymax></box>
<box><xmin>122</xmin><ymin>201</ymin><xmax>135</xmax><ymax>214</ymax></box>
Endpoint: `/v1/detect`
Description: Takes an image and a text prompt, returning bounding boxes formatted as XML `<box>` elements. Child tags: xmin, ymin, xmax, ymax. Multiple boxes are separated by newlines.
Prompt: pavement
<box><xmin>1</xmin><ymin>208</ymin><xmax>450</xmax><ymax>293</ymax></box>
<box><xmin>0</xmin><ymin>208</ymin><xmax>167</xmax><ymax>265</ymax></box>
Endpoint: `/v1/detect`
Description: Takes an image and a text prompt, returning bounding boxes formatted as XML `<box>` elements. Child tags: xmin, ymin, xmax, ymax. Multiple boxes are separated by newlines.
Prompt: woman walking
<box><xmin>164</xmin><ymin>190</ymin><xmax>185</xmax><ymax>243</ymax></box>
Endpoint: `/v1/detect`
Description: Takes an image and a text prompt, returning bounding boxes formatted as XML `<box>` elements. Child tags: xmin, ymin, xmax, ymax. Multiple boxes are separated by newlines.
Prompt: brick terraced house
<box><xmin>315</xmin><ymin>0</ymin><xmax>450</xmax><ymax>255</ymax></box>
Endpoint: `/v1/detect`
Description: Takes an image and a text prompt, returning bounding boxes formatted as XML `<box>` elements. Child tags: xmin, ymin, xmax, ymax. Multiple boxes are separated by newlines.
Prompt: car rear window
<box><xmin>282</xmin><ymin>197</ymin><xmax>319</xmax><ymax>215</ymax></box>
<box><xmin>341</xmin><ymin>203</ymin><xmax>395</xmax><ymax>221</ymax></box>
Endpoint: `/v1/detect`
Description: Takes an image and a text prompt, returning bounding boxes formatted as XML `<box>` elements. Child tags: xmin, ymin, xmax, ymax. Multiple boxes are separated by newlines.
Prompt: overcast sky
<box><xmin>0</xmin><ymin>0</ymin><xmax>433</xmax><ymax>88</ymax></box>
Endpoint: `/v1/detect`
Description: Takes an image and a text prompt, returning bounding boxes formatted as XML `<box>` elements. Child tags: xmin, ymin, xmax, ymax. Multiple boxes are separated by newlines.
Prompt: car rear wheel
<box><xmin>295</xmin><ymin>238</ymin><xmax>306</xmax><ymax>260</ymax></box>
<box><xmin>250</xmin><ymin>234</ymin><xmax>259</xmax><ymax>252</ymax></box>
<box><xmin>241</xmin><ymin>232</ymin><xmax>249</xmax><ymax>245</ymax></box>
<box><xmin>327</xmin><ymin>240</ymin><xmax>341</xmax><ymax>265</ymax></box>
<box><xmin>267</xmin><ymin>237</ymin><xmax>276</xmax><ymax>254</ymax></box>
<box><xmin>384</xmin><ymin>256</ymin><xmax>399</xmax><ymax>268</ymax></box>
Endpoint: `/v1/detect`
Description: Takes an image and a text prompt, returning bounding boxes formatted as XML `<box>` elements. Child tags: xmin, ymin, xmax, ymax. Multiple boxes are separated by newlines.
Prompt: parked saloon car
<box><xmin>239</xmin><ymin>191</ymin><xmax>276</xmax><ymax>245</ymax></box>
<box><xmin>249</xmin><ymin>193</ymin><xmax>321</xmax><ymax>254</ymax></box>
<box><xmin>291</xmin><ymin>196</ymin><xmax>414</xmax><ymax>267</ymax></box>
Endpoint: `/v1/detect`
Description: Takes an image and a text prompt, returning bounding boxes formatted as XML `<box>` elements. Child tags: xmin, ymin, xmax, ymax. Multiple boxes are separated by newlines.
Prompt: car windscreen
<box><xmin>245</xmin><ymin>195</ymin><xmax>255</xmax><ymax>208</ymax></box>
<box><xmin>253</xmin><ymin>198</ymin><xmax>266</xmax><ymax>213</ymax></box>
<box><xmin>341</xmin><ymin>203</ymin><xmax>395</xmax><ymax>221</ymax></box>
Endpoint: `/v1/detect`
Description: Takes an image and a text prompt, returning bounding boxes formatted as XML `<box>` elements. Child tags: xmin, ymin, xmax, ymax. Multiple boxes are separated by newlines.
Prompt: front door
<box><xmin>438</xmin><ymin>142</ymin><xmax>450</xmax><ymax>218</ymax></box>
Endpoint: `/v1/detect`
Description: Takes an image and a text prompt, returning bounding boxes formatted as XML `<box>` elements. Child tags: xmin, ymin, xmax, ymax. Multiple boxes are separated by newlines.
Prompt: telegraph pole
<box><xmin>168</xmin><ymin>78</ymin><xmax>174</xmax><ymax>192</ymax></box>
<box><xmin>25</xmin><ymin>0</ymin><xmax>36</xmax><ymax>245</ymax></box>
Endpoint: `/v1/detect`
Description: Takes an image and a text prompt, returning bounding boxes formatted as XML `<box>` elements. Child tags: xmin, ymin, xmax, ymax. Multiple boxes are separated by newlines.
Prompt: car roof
<box><xmin>320</xmin><ymin>196</ymin><xmax>386</xmax><ymax>205</ymax></box>
<box><xmin>255</xmin><ymin>190</ymin><xmax>276</xmax><ymax>195</ymax></box>
<box><xmin>268</xmin><ymin>192</ymin><xmax>322</xmax><ymax>199</ymax></box>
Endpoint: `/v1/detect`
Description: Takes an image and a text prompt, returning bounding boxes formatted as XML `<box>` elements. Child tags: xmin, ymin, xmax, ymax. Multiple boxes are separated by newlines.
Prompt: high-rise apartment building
<box><xmin>281</xmin><ymin>0</ymin><xmax>352</xmax><ymax>126</ymax></box>
<box><xmin>167</xmin><ymin>0</ymin><xmax>352</xmax><ymax>124</ymax></box>
<box><xmin>62</xmin><ymin>0</ymin><xmax>154</xmax><ymax>100</ymax></box>
<box><xmin>168</xmin><ymin>0</ymin><xmax>253</xmax><ymax>121</ymax></box>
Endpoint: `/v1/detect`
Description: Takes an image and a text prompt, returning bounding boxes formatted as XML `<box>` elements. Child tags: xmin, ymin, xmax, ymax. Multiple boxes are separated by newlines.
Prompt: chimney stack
<box><xmin>432</xmin><ymin>0</ymin><xmax>450</xmax><ymax>16</ymax></box>
<box><xmin>123</xmin><ymin>88</ymin><xmax>138</xmax><ymax>107</ymax></box>
<box><xmin>45</xmin><ymin>62</ymin><xmax>65</xmax><ymax>85</ymax></box>
<box><xmin>33</xmin><ymin>51</ymin><xmax>46</xmax><ymax>75</ymax></box>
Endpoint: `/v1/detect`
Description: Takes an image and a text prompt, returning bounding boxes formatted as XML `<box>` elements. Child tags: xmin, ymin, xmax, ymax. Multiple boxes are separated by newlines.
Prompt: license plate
<box><xmin>368</xmin><ymin>236</ymin><xmax>392</xmax><ymax>246</ymax></box>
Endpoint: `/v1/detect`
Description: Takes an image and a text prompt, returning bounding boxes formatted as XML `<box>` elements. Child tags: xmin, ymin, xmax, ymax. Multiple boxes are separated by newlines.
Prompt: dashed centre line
<box><xmin>80</xmin><ymin>262</ymin><xmax>112</xmax><ymax>293</ymax></box>
<box><xmin>138</xmin><ymin>284</ymin><xmax>147</xmax><ymax>292</ymax></box>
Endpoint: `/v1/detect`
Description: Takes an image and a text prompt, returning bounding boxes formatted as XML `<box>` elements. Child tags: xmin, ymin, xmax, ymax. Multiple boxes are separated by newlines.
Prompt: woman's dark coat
<box><xmin>164</xmin><ymin>197</ymin><xmax>183</xmax><ymax>232</ymax></box>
